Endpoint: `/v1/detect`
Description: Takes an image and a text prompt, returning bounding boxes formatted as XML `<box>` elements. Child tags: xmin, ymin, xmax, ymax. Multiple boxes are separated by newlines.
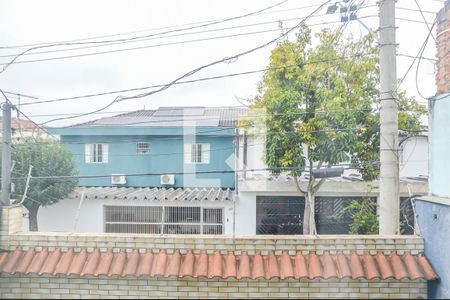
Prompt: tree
<box><xmin>251</xmin><ymin>25</ymin><xmax>426</xmax><ymax>234</ymax></box>
<box><xmin>1</xmin><ymin>138</ymin><xmax>77</xmax><ymax>231</ymax></box>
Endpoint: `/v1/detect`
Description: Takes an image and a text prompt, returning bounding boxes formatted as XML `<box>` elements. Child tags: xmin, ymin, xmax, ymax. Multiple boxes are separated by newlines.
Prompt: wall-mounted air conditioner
<box><xmin>160</xmin><ymin>174</ymin><xmax>175</xmax><ymax>185</ymax></box>
<box><xmin>111</xmin><ymin>174</ymin><xmax>126</xmax><ymax>185</ymax></box>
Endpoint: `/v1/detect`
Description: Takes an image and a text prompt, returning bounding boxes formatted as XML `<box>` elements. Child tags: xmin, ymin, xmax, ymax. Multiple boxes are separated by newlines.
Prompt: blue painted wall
<box><xmin>51</xmin><ymin>126</ymin><xmax>236</xmax><ymax>188</ymax></box>
<box><xmin>415</xmin><ymin>200</ymin><xmax>450</xmax><ymax>299</ymax></box>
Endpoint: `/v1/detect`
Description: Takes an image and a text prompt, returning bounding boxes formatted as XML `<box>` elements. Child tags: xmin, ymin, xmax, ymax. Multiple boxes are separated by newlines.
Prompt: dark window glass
<box><xmin>315</xmin><ymin>197</ymin><xmax>374</xmax><ymax>234</ymax></box>
<box><xmin>256</xmin><ymin>196</ymin><xmax>305</xmax><ymax>235</ymax></box>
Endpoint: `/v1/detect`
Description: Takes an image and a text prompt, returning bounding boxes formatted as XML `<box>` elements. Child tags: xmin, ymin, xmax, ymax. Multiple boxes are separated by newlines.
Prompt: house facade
<box><xmin>32</xmin><ymin>105</ymin><xmax>430</xmax><ymax>236</ymax></box>
<box><xmin>33</xmin><ymin>107</ymin><xmax>245</xmax><ymax>235</ymax></box>
<box><xmin>415</xmin><ymin>1</ymin><xmax>450</xmax><ymax>298</ymax></box>
<box><xmin>50</xmin><ymin>108</ymin><xmax>241</xmax><ymax>189</ymax></box>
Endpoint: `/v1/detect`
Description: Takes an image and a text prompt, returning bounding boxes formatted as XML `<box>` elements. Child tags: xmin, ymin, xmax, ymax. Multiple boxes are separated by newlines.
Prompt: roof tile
<box><xmin>81</xmin><ymin>248</ymin><xmax>100</xmax><ymax>276</ymax></box>
<box><xmin>376</xmin><ymin>252</ymin><xmax>395</xmax><ymax>279</ymax></box>
<box><xmin>349</xmin><ymin>252</ymin><xmax>365</xmax><ymax>279</ymax></box>
<box><xmin>335</xmin><ymin>252</ymin><xmax>352</xmax><ymax>279</ymax></box>
<box><xmin>237</xmin><ymin>251</ymin><xmax>250</xmax><ymax>279</ymax></box>
<box><xmin>122</xmin><ymin>250</ymin><xmax>140</xmax><ymax>277</ymax></box>
<box><xmin>136</xmin><ymin>251</ymin><xmax>153</xmax><ymax>277</ymax></box>
<box><xmin>40</xmin><ymin>248</ymin><xmax>62</xmax><ymax>275</ymax></box>
<box><xmin>179</xmin><ymin>250</ymin><xmax>194</xmax><ymax>277</ymax></box>
<box><xmin>26</xmin><ymin>248</ymin><xmax>48</xmax><ymax>274</ymax></box>
<box><xmin>0</xmin><ymin>247</ymin><xmax>438</xmax><ymax>281</ymax></box>
<box><xmin>363</xmin><ymin>251</ymin><xmax>380</xmax><ymax>280</ymax></box>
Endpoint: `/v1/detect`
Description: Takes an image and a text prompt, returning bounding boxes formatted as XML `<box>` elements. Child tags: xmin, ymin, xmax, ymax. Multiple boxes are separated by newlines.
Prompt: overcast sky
<box><xmin>0</xmin><ymin>0</ymin><xmax>445</xmax><ymax>126</ymax></box>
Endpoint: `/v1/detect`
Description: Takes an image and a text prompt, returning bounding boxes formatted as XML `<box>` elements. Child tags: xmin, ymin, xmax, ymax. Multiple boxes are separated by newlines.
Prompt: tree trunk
<box><xmin>28</xmin><ymin>205</ymin><xmax>39</xmax><ymax>232</ymax></box>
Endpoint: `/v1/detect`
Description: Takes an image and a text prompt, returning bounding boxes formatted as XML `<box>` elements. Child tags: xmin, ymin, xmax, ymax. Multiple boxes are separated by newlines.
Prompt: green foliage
<box><xmin>345</xmin><ymin>197</ymin><xmax>379</xmax><ymax>234</ymax></box>
<box><xmin>0</xmin><ymin>138</ymin><xmax>77</xmax><ymax>230</ymax></box>
<box><xmin>251</xmin><ymin>25</ymin><xmax>426</xmax><ymax>180</ymax></box>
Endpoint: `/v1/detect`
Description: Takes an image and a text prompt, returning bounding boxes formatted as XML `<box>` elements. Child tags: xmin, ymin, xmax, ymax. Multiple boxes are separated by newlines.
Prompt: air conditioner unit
<box><xmin>160</xmin><ymin>174</ymin><xmax>175</xmax><ymax>185</ymax></box>
<box><xmin>111</xmin><ymin>174</ymin><xmax>126</xmax><ymax>185</ymax></box>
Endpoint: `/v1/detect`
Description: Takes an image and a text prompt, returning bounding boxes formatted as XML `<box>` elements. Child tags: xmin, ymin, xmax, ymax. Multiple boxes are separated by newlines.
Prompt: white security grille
<box><xmin>136</xmin><ymin>142</ymin><xmax>150</xmax><ymax>154</ymax></box>
<box><xmin>104</xmin><ymin>206</ymin><xmax>223</xmax><ymax>234</ymax></box>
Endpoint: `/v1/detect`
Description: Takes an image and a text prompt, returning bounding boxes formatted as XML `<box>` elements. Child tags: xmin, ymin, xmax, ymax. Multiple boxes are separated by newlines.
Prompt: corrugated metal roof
<box><xmin>0</xmin><ymin>248</ymin><xmax>438</xmax><ymax>281</ymax></box>
<box><xmin>70</xmin><ymin>107</ymin><xmax>247</xmax><ymax>128</ymax></box>
<box><xmin>243</xmin><ymin>172</ymin><xmax>429</xmax><ymax>183</ymax></box>
<box><xmin>69</xmin><ymin>187</ymin><xmax>234</xmax><ymax>202</ymax></box>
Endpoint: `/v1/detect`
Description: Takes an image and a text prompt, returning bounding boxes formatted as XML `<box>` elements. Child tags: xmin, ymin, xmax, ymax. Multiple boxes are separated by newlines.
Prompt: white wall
<box><xmin>400</xmin><ymin>135</ymin><xmax>428</xmax><ymax>178</ymax></box>
<box><xmin>28</xmin><ymin>199</ymin><xmax>234</xmax><ymax>234</ymax></box>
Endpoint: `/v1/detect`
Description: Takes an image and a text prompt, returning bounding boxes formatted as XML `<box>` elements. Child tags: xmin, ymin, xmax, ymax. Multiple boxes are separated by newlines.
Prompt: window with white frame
<box><xmin>136</xmin><ymin>142</ymin><xmax>150</xmax><ymax>154</ymax></box>
<box><xmin>184</xmin><ymin>143</ymin><xmax>210</xmax><ymax>164</ymax></box>
<box><xmin>104</xmin><ymin>205</ymin><xmax>223</xmax><ymax>234</ymax></box>
<box><xmin>85</xmin><ymin>143</ymin><xmax>108</xmax><ymax>163</ymax></box>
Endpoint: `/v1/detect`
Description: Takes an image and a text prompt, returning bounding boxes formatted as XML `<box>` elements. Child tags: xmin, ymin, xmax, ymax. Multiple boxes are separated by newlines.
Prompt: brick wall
<box><xmin>0</xmin><ymin>275</ymin><xmax>428</xmax><ymax>299</ymax></box>
<box><xmin>0</xmin><ymin>206</ymin><xmax>431</xmax><ymax>299</ymax></box>
<box><xmin>436</xmin><ymin>1</ymin><xmax>450</xmax><ymax>94</ymax></box>
<box><xmin>0</xmin><ymin>206</ymin><xmax>425</xmax><ymax>255</ymax></box>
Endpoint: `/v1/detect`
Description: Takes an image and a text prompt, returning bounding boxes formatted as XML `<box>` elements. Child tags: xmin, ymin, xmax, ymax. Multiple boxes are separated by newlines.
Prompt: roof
<box><xmin>243</xmin><ymin>172</ymin><xmax>429</xmax><ymax>184</ymax></box>
<box><xmin>0</xmin><ymin>248</ymin><xmax>438</xmax><ymax>281</ymax></box>
<box><xmin>70</xmin><ymin>107</ymin><xmax>248</xmax><ymax>128</ymax></box>
<box><xmin>69</xmin><ymin>187</ymin><xmax>234</xmax><ymax>202</ymax></box>
<box><xmin>0</xmin><ymin>117</ymin><xmax>47</xmax><ymax>133</ymax></box>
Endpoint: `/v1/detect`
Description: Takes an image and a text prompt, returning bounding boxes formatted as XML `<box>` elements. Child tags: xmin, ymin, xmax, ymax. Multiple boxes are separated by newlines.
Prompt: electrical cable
<box><xmin>17</xmin><ymin>54</ymin><xmax>374</xmax><ymax>107</ymax></box>
<box><xmin>396</xmin><ymin>19</ymin><xmax>436</xmax><ymax>92</ymax></box>
<box><xmin>0</xmin><ymin>0</ymin><xmax>292</xmax><ymax>73</ymax></box>
<box><xmin>0</xmin><ymin>15</ymin><xmax>379</xmax><ymax>68</ymax></box>
<box><xmin>34</xmin><ymin>1</ymin><xmax>334</xmax><ymax>126</ymax></box>
<box><xmin>0</xmin><ymin>5</ymin><xmax>379</xmax><ymax>60</ymax></box>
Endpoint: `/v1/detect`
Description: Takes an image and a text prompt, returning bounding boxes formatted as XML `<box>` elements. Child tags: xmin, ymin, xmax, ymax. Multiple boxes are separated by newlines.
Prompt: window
<box><xmin>136</xmin><ymin>142</ymin><xmax>150</xmax><ymax>154</ymax></box>
<box><xmin>184</xmin><ymin>143</ymin><xmax>210</xmax><ymax>164</ymax></box>
<box><xmin>315</xmin><ymin>197</ymin><xmax>371</xmax><ymax>234</ymax></box>
<box><xmin>256</xmin><ymin>196</ymin><xmax>305</xmax><ymax>235</ymax></box>
<box><xmin>85</xmin><ymin>143</ymin><xmax>108</xmax><ymax>163</ymax></box>
<box><xmin>104</xmin><ymin>206</ymin><xmax>223</xmax><ymax>234</ymax></box>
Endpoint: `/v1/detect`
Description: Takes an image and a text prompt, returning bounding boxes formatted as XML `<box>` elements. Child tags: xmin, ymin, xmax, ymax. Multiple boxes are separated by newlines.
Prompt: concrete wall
<box><xmin>416</xmin><ymin>198</ymin><xmax>450</xmax><ymax>299</ymax></box>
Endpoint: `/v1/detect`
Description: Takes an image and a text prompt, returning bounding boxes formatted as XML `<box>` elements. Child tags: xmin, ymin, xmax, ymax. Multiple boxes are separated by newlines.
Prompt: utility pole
<box><xmin>379</xmin><ymin>0</ymin><xmax>399</xmax><ymax>234</ymax></box>
<box><xmin>1</xmin><ymin>102</ymin><xmax>12</xmax><ymax>206</ymax></box>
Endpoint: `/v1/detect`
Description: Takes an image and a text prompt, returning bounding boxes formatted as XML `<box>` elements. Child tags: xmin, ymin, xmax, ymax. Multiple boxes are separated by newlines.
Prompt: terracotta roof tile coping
<box><xmin>0</xmin><ymin>248</ymin><xmax>438</xmax><ymax>281</ymax></box>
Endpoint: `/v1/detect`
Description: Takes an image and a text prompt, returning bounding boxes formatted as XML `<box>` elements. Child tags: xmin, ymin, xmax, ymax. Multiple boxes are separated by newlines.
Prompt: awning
<box><xmin>68</xmin><ymin>186</ymin><xmax>234</xmax><ymax>202</ymax></box>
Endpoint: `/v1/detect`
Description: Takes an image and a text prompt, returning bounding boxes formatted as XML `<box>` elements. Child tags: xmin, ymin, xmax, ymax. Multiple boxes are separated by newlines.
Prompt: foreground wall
<box><xmin>0</xmin><ymin>275</ymin><xmax>427</xmax><ymax>299</ymax></box>
<box><xmin>0</xmin><ymin>206</ymin><xmax>435</xmax><ymax>299</ymax></box>
<box><xmin>416</xmin><ymin>198</ymin><xmax>450</xmax><ymax>299</ymax></box>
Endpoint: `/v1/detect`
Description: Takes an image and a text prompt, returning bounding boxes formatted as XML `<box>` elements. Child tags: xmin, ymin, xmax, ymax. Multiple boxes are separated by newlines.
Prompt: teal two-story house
<box><xmin>50</xmin><ymin>107</ymin><xmax>244</xmax><ymax>189</ymax></box>
<box><xmin>39</xmin><ymin>107</ymin><xmax>246</xmax><ymax>235</ymax></box>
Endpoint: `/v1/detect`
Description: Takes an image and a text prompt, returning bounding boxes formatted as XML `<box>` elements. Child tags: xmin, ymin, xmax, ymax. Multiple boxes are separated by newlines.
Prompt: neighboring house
<box><xmin>34</xmin><ymin>105</ymin><xmax>429</xmax><ymax>236</ymax></box>
<box><xmin>0</xmin><ymin>117</ymin><xmax>51</xmax><ymax>140</ymax></box>
<box><xmin>233</xmin><ymin>127</ymin><xmax>429</xmax><ymax>235</ymax></box>
<box><xmin>34</xmin><ymin>107</ymin><xmax>246</xmax><ymax>235</ymax></box>
<box><xmin>415</xmin><ymin>1</ymin><xmax>450</xmax><ymax>298</ymax></box>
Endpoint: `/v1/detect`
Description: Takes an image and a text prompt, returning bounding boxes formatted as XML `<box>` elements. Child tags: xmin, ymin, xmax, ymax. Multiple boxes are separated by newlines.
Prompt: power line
<box><xmin>413</xmin><ymin>0</ymin><xmax>436</xmax><ymax>42</ymax></box>
<box><xmin>396</xmin><ymin>18</ymin><xmax>437</xmax><ymax>92</ymax></box>
<box><xmin>0</xmin><ymin>15</ymin><xmax>379</xmax><ymax>68</ymax></box>
<box><xmin>17</xmin><ymin>54</ymin><xmax>375</xmax><ymax>107</ymax></box>
<box><xmin>32</xmin><ymin>1</ymin><xmax>342</xmax><ymax>126</ymax></box>
<box><xmin>0</xmin><ymin>6</ymin><xmax>379</xmax><ymax>60</ymax></box>
<box><xmin>0</xmin><ymin>0</ymin><xmax>291</xmax><ymax>74</ymax></box>
<box><xmin>1</xmin><ymin>1</ymin><xmax>337</xmax><ymax>50</ymax></box>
